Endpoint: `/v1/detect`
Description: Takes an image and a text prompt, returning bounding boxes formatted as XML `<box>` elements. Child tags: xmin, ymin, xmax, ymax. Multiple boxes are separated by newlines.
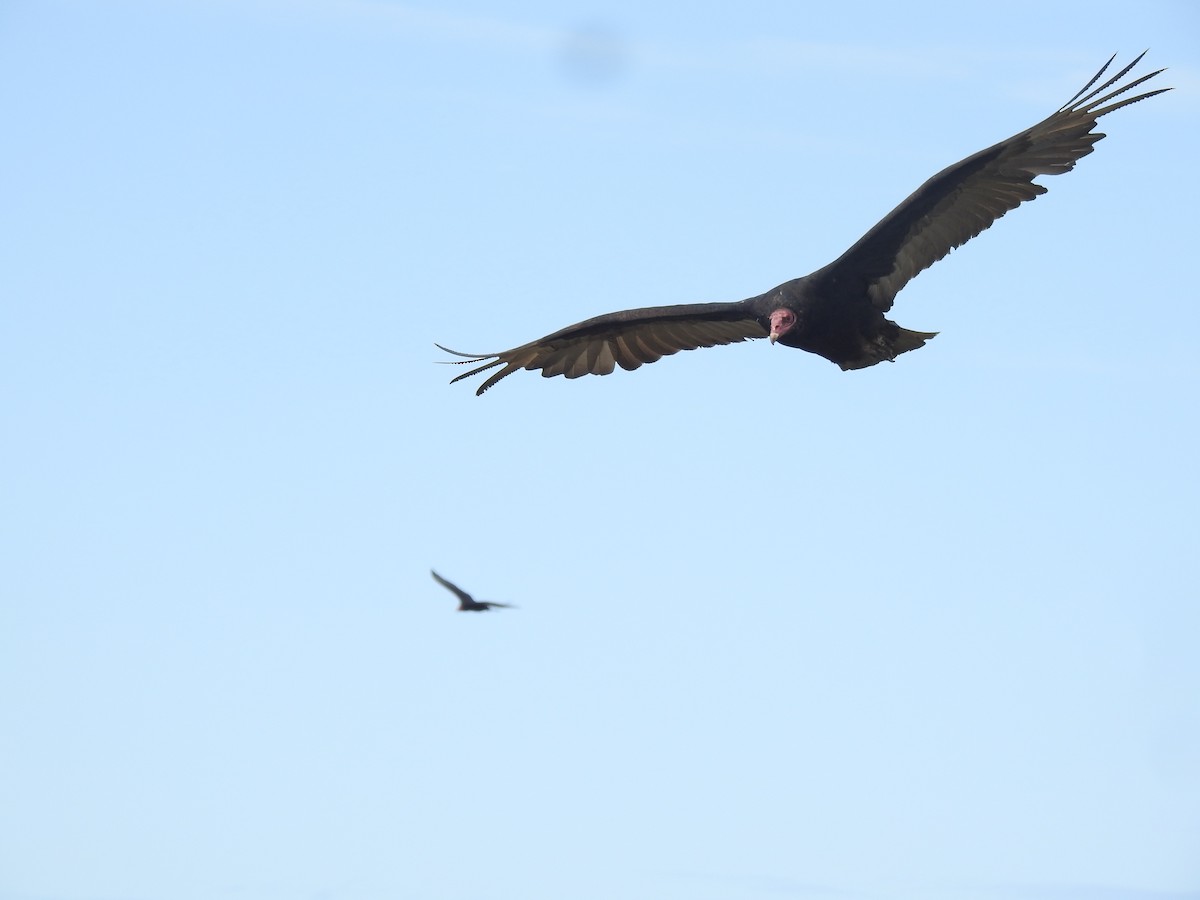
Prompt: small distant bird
<box><xmin>438</xmin><ymin>53</ymin><xmax>1169</xmax><ymax>395</ymax></box>
<box><xmin>431</xmin><ymin>570</ymin><xmax>516</xmax><ymax>612</ymax></box>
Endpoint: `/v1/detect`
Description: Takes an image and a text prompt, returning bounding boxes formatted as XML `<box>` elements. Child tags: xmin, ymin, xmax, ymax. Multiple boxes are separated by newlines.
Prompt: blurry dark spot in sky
<box><xmin>557</xmin><ymin>22</ymin><xmax>629</xmax><ymax>87</ymax></box>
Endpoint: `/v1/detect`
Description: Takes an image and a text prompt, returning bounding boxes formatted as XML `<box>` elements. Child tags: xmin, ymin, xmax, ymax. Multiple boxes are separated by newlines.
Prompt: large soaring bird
<box><xmin>438</xmin><ymin>53</ymin><xmax>1168</xmax><ymax>395</ymax></box>
<box><xmin>431</xmin><ymin>570</ymin><xmax>515</xmax><ymax>612</ymax></box>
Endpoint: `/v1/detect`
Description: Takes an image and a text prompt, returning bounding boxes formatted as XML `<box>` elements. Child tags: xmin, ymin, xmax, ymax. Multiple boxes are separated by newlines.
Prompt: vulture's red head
<box><xmin>768</xmin><ymin>309</ymin><xmax>796</xmax><ymax>344</ymax></box>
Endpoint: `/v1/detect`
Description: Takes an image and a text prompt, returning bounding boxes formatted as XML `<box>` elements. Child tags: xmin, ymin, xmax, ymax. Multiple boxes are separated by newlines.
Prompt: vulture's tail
<box><xmin>839</xmin><ymin>324</ymin><xmax>938</xmax><ymax>370</ymax></box>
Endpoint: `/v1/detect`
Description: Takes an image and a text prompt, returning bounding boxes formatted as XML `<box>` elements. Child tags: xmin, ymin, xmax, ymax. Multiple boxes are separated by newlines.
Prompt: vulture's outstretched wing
<box><xmin>431</xmin><ymin>569</ymin><xmax>474</xmax><ymax>605</ymax></box>
<box><xmin>438</xmin><ymin>302</ymin><xmax>765</xmax><ymax>396</ymax></box>
<box><xmin>821</xmin><ymin>52</ymin><xmax>1169</xmax><ymax>312</ymax></box>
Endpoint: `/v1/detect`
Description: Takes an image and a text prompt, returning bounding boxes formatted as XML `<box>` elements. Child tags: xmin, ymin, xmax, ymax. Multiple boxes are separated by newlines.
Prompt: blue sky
<box><xmin>2</xmin><ymin>2</ymin><xmax>1198</xmax><ymax>900</ymax></box>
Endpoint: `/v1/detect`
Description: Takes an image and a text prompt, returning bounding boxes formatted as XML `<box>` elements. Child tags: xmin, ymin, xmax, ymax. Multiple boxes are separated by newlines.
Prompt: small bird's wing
<box><xmin>430</xmin><ymin>569</ymin><xmax>474</xmax><ymax>605</ymax></box>
<box><xmin>819</xmin><ymin>52</ymin><xmax>1169</xmax><ymax>313</ymax></box>
<box><xmin>438</xmin><ymin>301</ymin><xmax>766</xmax><ymax>395</ymax></box>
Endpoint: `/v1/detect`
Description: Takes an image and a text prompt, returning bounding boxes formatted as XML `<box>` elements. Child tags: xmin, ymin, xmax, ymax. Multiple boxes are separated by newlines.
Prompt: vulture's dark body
<box><xmin>748</xmin><ymin>276</ymin><xmax>937</xmax><ymax>370</ymax></box>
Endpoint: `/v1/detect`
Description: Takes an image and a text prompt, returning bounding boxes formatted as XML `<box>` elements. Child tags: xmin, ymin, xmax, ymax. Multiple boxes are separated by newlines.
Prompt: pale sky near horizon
<box><xmin>2</xmin><ymin>2</ymin><xmax>1199</xmax><ymax>900</ymax></box>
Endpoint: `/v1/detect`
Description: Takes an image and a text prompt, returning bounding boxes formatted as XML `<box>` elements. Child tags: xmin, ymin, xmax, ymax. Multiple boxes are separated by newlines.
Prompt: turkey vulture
<box><xmin>438</xmin><ymin>53</ymin><xmax>1168</xmax><ymax>395</ymax></box>
<box><xmin>431</xmin><ymin>570</ymin><xmax>515</xmax><ymax>612</ymax></box>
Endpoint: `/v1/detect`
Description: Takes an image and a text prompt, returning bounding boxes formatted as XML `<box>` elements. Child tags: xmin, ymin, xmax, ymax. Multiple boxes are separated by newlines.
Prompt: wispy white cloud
<box><xmin>708</xmin><ymin>38</ymin><xmax>971</xmax><ymax>79</ymax></box>
<box><xmin>959</xmin><ymin>884</ymin><xmax>1200</xmax><ymax>900</ymax></box>
<box><xmin>306</xmin><ymin>0</ymin><xmax>559</xmax><ymax>51</ymax></box>
<box><xmin>237</xmin><ymin>0</ymin><xmax>1063</xmax><ymax>84</ymax></box>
